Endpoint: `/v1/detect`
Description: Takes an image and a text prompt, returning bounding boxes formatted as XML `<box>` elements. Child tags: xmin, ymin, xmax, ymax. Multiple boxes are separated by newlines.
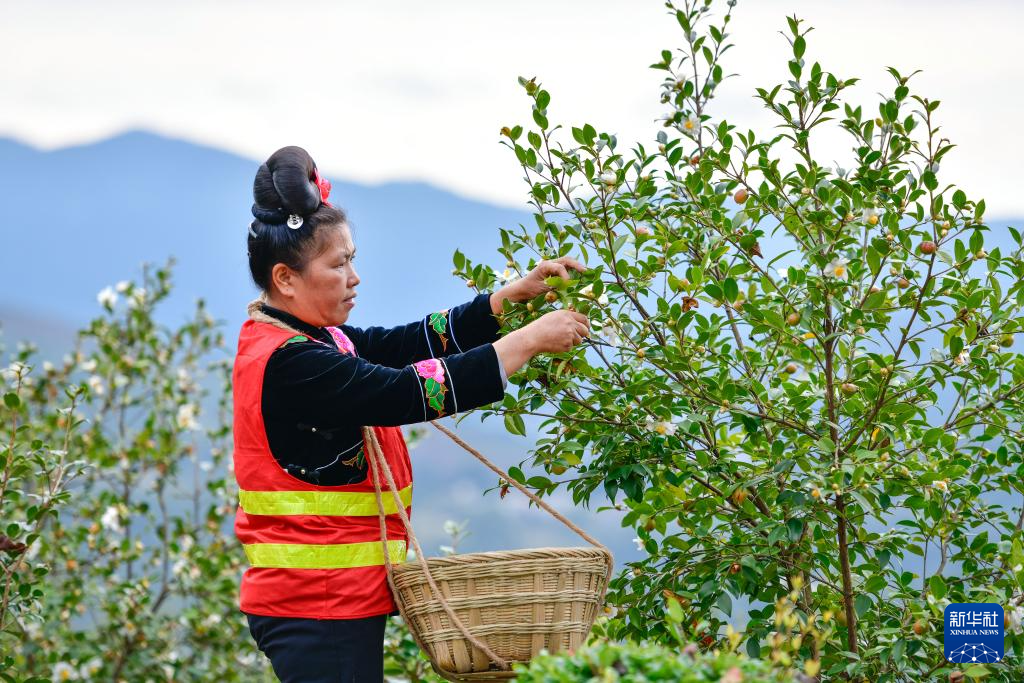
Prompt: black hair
<box><xmin>247</xmin><ymin>146</ymin><xmax>347</xmax><ymax>292</ymax></box>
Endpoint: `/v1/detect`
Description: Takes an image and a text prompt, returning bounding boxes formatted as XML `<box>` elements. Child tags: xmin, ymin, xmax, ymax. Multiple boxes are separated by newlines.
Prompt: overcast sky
<box><xmin>2</xmin><ymin>1</ymin><xmax>1021</xmax><ymax>217</ymax></box>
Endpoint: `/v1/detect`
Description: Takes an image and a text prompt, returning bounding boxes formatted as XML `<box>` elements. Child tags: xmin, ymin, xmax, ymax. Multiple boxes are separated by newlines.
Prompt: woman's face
<box><xmin>270</xmin><ymin>223</ymin><xmax>360</xmax><ymax>327</ymax></box>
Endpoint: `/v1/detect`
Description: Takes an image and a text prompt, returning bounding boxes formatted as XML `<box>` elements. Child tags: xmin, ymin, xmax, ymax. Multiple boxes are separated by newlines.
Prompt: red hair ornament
<box><xmin>314</xmin><ymin>168</ymin><xmax>332</xmax><ymax>207</ymax></box>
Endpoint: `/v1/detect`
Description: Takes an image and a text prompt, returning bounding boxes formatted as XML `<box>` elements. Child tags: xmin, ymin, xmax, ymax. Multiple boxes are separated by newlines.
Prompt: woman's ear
<box><xmin>270</xmin><ymin>263</ymin><xmax>296</xmax><ymax>299</ymax></box>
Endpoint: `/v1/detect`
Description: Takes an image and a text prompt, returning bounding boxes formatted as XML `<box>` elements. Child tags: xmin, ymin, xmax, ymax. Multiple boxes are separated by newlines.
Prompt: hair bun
<box><xmin>252</xmin><ymin>146</ymin><xmax>322</xmax><ymax>220</ymax></box>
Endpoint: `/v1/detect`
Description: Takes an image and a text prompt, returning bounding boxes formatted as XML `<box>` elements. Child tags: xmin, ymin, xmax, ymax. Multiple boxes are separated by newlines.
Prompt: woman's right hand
<box><xmin>492</xmin><ymin>309</ymin><xmax>591</xmax><ymax>381</ymax></box>
<box><xmin>523</xmin><ymin>309</ymin><xmax>591</xmax><ymax>354</ymax></box>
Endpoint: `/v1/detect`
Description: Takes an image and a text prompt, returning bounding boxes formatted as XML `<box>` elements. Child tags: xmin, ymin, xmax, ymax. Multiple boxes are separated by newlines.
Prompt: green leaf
<box><xmin>723</xmin><ymin>278</ymin><xmax>738</xmax><ymax>303</ymax></box>
<box><xmin>716</xmin><ymin>591</ymin><xmax>733</xmax><ymax>616</ymax></box>
<box><xmin>786</xmin><ymin>518</ymin><xmax>804</xmax><ymax>541</ymax></box>
<box><xmin>962</xmin><ymin>664</ymin><xmax>990</xmax><ymax>679</ymax></box>
<box><xmin>928</xmin><ymin>574</ymin><xmax>947</xmax><ymax>599</ymax></box>
<box><xmin>793</xmin><ymin>35</ymin><xmax>806</xmax><ymax>59</ymax></box>
<box><xmin>922</xmin><ymin>171</ymin><xmax>938</xmax><ymax>191</ymax></box>
<box><xmin>666</xmin><ymin>595</ymin><xmax>684</xmax><ymax>623</ymax></box>
<box><xmin>544</xmin><ymin>276</ymin><xmax>568</xmax><ymax>290</ymax></box>
<box><xmin>854</xmin><ymin>594</ymin><xmax>872</xmax><ymax>617</ymax></box>
<box><xmin>504</xmin><ymin>413</ymin><xmax>526</xmax><ymax>436</ymax></box>
<box><xmin>3</xmin><ymin>393</ymin><xmax>19</xmax><ymax>409</ymax></box>
<box><xmin>950</xmin><ymin>335</ymin><xmax>963</xmax><ymax>358</ymax></box>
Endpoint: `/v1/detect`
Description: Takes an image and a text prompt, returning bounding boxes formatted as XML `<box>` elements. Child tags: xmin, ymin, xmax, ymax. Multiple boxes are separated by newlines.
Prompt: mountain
<box><xmin>0</xmin><ymin>131</ymin><xmax>528</xmax><ymax>332</ymax></box>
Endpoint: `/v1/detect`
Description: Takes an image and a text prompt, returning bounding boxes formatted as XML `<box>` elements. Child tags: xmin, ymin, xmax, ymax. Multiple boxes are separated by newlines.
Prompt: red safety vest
<box><xmin>232</xmin><ymin>319</ymin><xmax>412</xmax><ymax>619</ymax></box>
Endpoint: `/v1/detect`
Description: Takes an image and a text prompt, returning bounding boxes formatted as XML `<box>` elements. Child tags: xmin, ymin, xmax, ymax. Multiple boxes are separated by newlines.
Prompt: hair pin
<box><xmin>287</xmin><ymin>215</ymin><xmax>304</xmax><ymax>229</ymax></box>
<box><xmin>248</xmin><ymin>221</ymin><xmax>259</xmax><ymax>239</ymax></box>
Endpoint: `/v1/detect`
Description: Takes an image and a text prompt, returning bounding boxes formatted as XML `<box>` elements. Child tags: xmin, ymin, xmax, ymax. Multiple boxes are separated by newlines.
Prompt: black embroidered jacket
<box><xmin>259</xmin><ymin>293</ymin><xmax>507</xmax><ymax>486</ymax></box>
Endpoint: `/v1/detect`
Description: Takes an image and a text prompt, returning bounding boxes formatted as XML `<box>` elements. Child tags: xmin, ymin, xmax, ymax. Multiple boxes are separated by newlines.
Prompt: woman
<box><xmin>233</xmin><ymin>146</ymin><xmax>591</xmax><ymax>682</ymax></box>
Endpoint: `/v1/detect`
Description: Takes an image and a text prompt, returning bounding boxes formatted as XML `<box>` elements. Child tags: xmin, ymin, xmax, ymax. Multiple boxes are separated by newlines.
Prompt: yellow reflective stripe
<box><xmin>243</xmin><ymin>540</ymin><xmax>408</xmax><ymax>569</ymax></box>
<box><xmin>238</xmin><ymin>485</ymin><xmax>413</xmax><ymax>517</ymax></box>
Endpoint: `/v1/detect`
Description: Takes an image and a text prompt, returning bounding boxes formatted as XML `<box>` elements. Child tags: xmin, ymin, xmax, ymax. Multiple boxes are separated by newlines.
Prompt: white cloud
<box><xmin>1</xmin><ymin>0</ymin><xmax>1021</xmax><ymax>216</ymax></box>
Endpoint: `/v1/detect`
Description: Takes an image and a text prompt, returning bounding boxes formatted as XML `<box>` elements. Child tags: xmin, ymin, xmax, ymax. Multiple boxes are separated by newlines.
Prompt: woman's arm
<box><xmin>341</xmin><ymin>256</ymin><xmax>588</xmax><ymax>368</ymax></box>
<box><xmin>264</xmin><ymin>339</ymin><xmax>506</xmax><ymax>428</ymax></box>
<box><xmin>340</xmin><ymin>292</ymin><xmax>500</xmax><ymax>368</ymax></box>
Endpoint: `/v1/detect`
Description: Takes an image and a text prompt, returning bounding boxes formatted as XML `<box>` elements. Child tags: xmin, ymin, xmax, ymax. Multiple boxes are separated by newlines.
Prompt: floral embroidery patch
<box><xmin>428</xmin><ymin>310</ymin><xmax>450</xmax><ymax>352</ymax></box>
<box><xmin>326</xmin><ymin>326</ymin><xmax>357</xmax><ymax>356</ymax></box>
<box><xmin>341</xmin><ymin>447</ymin><xmax>366</xmax><ymax>470</ymax></box>
<box><xmin>414</xmin><ymin>358</ymin><xmax>448</xmax><ymax>418</ymax></box>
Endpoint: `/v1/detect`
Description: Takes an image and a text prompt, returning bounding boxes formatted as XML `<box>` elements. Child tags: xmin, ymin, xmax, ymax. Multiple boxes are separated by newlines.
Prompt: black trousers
<box><xmin>246</xmin><ymin>612</ymin><xmax>389</xmax><ymax>682</ymax></box>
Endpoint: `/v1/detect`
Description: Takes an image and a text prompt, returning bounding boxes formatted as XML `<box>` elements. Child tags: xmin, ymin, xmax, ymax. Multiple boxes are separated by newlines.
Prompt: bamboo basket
<box><xmin>364</xmin><ymin>421</ymin><xmax>614</xmax><ymax>681</ymax></box>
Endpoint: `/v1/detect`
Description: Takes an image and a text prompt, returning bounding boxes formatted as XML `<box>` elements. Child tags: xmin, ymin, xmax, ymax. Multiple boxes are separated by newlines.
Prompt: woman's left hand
<box><xmin>510</xmin><ymin>257</ymin><xmax>587</xmax><ymax>301</ymax></box>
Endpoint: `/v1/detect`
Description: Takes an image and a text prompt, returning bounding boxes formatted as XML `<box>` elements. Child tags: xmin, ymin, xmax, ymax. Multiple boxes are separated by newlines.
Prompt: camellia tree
<box><xmin>454</xmin><ymin>0</ymin><xmax>1024</xmax><ymax>680</ymax></box>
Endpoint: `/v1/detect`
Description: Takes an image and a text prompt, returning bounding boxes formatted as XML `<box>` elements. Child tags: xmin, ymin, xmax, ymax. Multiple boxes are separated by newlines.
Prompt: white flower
<box><xmin>929</xmin><ymin>348</ymin><xmax>945</xmax><ymax>363</ymax></box>
<box><xmin>599</xmin><ymin>171</ymin><xmax>618</xmax><ymax>187</ymax></box>
<box><xmin>101</xmin><ymin>505</ymin><xmax>122</xmax><ymax>533</ymax></box>
<box><xmin>176</xmin><ymin>367</ymin><xmax>194</xmax><ymax>392</ymax></box>
<box><xmin>645</xmin><ymin>415</ymin><xmax>680</xmax><ymax>436</ymax></box>
<box><xmin>81</xmin><ymin>359</ymin><xmax>97</xmax><ymax>373</ymax></box>
<box><xmin>97</xmin><ymin>286</ymin><xmax>118</xmax><ymax>309</ymax></box>
<box><xmin>204</xmin><ymin>613</ymin><xmax>222</xmax><ymax>627</ymax></box>
<box><xmin>127</xmin><ymin>287</ymin><xmax>147</xmax><ymax>309</ymax></box>
<box><xmin>635</xmin><ymin>225</ymin><xmax>652</xmax><ymax>237</ymax></box>
<box><xmin>24</xmin><ymin>619</ymin><xmax>43</xmax><ymax>639</ymax></box>
<box><xmin>632</xmin><ymin>537</ymin><xmax>645</xmax><ymax>552</ymax></box>
<box><xmin>824</xmin><ymin>256</ymin><xmax>849</xmax><ymax>280</ymax></box>
<box><xmin>578</xmin><ymin>283</ymin><xmax>609</xmax><ymax>305</ymax></box>
<box><xmin>176</xmin><ymin>403</ymin><xmax>199</xmax><ymax>431</ymax></box>
<box><xmin>682</xmin><ymin>114</ymin><xmax>700</xmax><ymax>136</ymax></box>
<box><xmin>115</xmin><ymin>280</ymin><xmax>131</xmax><ymax>293</ymax></box>
<box><xmin>862</xmin><ymin>207</ymin><xmax>882</xmax><ymax>225</ymax></box>
<box><xmin>42</xmin><ymin>361</ymin><xmax>55</xmax><ymax>373</ymax></box>
<box><xmin>235</xmin><ymin>651</ymin><xmax>258</xmax><ymax>667</ymax></box>
<box><xmin>198</xmin><ymin>461</ymin><xmax>213</xmax><ymax>472</ymax></box>
<box><xmin>597</xmin><ymin>322</ymin><xmax>621</xmax><ymax>347</ymax></box>
<box><xmin>1008</xmin><ymin>604</ymin><xmax>1024</xmax><ymax>635</ymax></box>
<box><xmin>443</xmin><ymin>520</ymin><xmax>462</xmax><ymax>537</ymax></box>
<box><xmin>112</xmin><ymin>374</ymin><xmax>129</xmax><ymax>388</ymax></box>
<box><xmin>87</xmin><ymin>375</ymin><xmax>105</xmax><ymax>396</ymax></box>
<box><xmin>1</xmin><ymin>361</ymin><xmax>25</xmax><ymax>384</ymax></box>
<box><xmin>52</xmin><ymin>662</ymin><xmax>78</xmax><ymax>682</ymax></box>
<box><xmin>78</xmin><ymin>657</ymin><xmax>102</xmax><ymax>678</ymax></box>
<box><xmin>952</xmin><ymin>349</ymin><xmax>970</xmax><ymax>366</ymax></box>
<box><xmin>491</xmin><ymin>268</ymin><xmax>514</xmax><ymax>284</ymax></box>
<box><xmin>932</xmin><ymin>480</ymin><xmax>949</xmax><ymax>493</ymax></box>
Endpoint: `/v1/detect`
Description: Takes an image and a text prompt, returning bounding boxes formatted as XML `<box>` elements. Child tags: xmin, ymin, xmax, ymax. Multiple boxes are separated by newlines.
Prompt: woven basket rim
<box><xmin>392</xmin><ymin>545</ymin><xmax>611</xmax><ymax>573</ymax></box>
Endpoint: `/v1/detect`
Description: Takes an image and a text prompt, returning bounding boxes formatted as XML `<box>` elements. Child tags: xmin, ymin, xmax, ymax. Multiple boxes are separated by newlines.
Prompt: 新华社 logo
<box><xmin>943</xmin><ymin>603</ymin><xmax>1004</xmax><ymax>664</ymax></box>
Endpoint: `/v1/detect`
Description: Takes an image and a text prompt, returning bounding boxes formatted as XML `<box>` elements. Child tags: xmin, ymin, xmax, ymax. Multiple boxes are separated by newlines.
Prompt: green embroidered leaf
<box><xmin>424</xmin><ymin>378</ymin><xmax>443</xmax><ymax>397</ymax></box>
<box><xmin>281</xmin><ymin>335</ymin><xmax>308</xmax><ymax>347</ymax></box>
<box><xmin>429</xmin><ymin>396</ymin><xmax>445</xmax><ymax>413</ymax></box>
<box><xmin>430</xmin><ymin>311</ymin><xmax>449</xmax><ymax>335</ymax></box>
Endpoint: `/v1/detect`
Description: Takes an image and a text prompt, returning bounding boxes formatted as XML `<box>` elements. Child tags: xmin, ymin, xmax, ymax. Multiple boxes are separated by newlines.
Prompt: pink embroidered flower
<box><xmin>414</xmin><ymin>358</ymin><xmax>445</xmax><ymax>384</ymax></box>
<box><xmin>314</xmin><ymin>168</ymin><xmax>332</xmax><ymax>207</ymax></box>
<box><xmin>327</xmin><ymin>327</ymin><xmax>356</xmax><ymax>356</ymax></box>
